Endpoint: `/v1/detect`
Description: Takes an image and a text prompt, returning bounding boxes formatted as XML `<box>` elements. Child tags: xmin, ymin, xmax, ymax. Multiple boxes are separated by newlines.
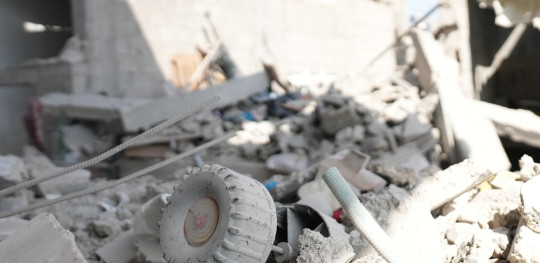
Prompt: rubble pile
<box><xmin>1</xmin><ymin>65</ymin><xmax>539</xmax><ymax>262</ymax></box>
<box><xmin>1</xmin><ymin>8</ymin><xmax>540</xmax><ymax>261</ymax></box>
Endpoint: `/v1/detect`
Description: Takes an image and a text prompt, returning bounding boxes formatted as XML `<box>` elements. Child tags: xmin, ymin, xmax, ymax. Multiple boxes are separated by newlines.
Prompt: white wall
<box><xmin>75</xmin><ymin>0</ymin><xmax>396</xmax><ymax>98</ymax></box>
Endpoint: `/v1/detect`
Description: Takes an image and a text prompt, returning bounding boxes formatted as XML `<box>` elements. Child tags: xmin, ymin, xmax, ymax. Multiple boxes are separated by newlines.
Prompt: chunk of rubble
<box><xmin>0</xmin><ymin>155</ymin><xmax>26</xmax><ymax>188</ymax></box>
<box><xmin>319</xmin><ymin>103</ymin><xmax>361</xmax><ymax>135</ymax></box>
<box><xmin>368</xmin><ymin>164</ymin><xmax>419</xmax><ymax>186</ymax></box>
<box><xmin>0</xmin><ymin>217</ymin><xmax>29</xmax><ymax>242</ymax></box>
<box><xmin>457</xmin><ymin>186</ymin><xmax>522</xmax><ymax>229</ymax></box>
<box><xmin>394</xmin><ymin>113</ymin><xmax>431</xmax><ymax>143</ymax></box>
<box><xmin>296</xmin><ymin>228</ymin><xmax>354</xmax><ymax>263</ymax></box>
<box><xmin>507</xmin><ymin>220</ymin><xmax>540</xmax><ymax>263</ymax></box>
<box><xmin>266</xmin><ymin>151</ymin><xmax>309</xmax><ymax>173</ymax></box>
<box><xmin>490</xmin><ymin>171</ymin><xmax>522</xmax><ymax>190</ymax></box>
<box><xmin>316</xmin><ymin>149</ymin><xmax>386</xmax><ymax>192</ymax></box>
<box><xmin>0</xmin><ymin>213</ymin><xmax>87</xmax><ymax>263</ymax></box>
<box><xmin>446</xmin><ymin>222</ymin><xmax>476</xmax><ymax>246</ymax></box>
<box><xmin>451</xmin><ymin>229</ymin><xmax>497</xmax><ymax>263</ymax></box>
<box><xmin>518</xmin><ymin>175</ymin><xmax>540</xmax><ymax>233</ymax></box>
<box><xmin>518</xmin><ymin>155</ymin><xmax>540</xmax><ymax>182</ymax></box>
<box><xmin>96</xmin><ymin>229</ymin><xmax>138</xmax><ymax>263</ymax></box>
<box><xmin>23</xmin><ymin>152</ymin><xmax>92</xmax><ymax>198</ymax></box>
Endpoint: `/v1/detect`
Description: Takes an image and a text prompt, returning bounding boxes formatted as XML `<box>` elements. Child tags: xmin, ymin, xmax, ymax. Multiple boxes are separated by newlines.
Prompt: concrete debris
<box><xmin>23</xmin><ymin>151</ymin><xmax>92</xmax><ymax>198</ymax></box>
<box><xmin>0</xmin><ymin>213</ymin><xmax>87</xmax><ymax>263</ymax></box>
<box><xmin>96</xmin><ymin>230</ymin><xmax>138</xmax><ymax>263</ymax></box>
<box><xmin>446</xmin><ymin>222</ymin><xmax>476</xmax><ymax>246</ymax></box>
<box><xmin>518</xmin><ymin>175</ymin><xmax>540</xmax><ymax>233</ymax></box>
<box><xmin>412</xmin><ymin>28</ymin><xmax>511</xmax><ymax>171</ymax></box>
<box><xmin>474</xmin><ymin>101</ymin><xmax>540</xmax><ymax>149</ymax></box>
<box><xmin>0</xmin><ymin>155</ymin><xmax>26</xmax><ymax>188</ymax></box>
<box><xmin>316</xmin><ymin>149</ymin><xmax>386</xmax><ymax>192</ymax></box>
<box><xmin>63</xmin><ymin>124</ymin><xmax>98</xmax><ymax>153</ymax></box>
<box><xmin>451</xmin><ymin>230</ymin><xmax>499</xmax><ymax>263</ymax></box>
<box><xmin>456</xmin><ymin>185</ymin><xmax>521</xmax><ymax>229</ymax></box>
<box><xmin>478</xmin><ymin>0</ymin><xmax>540</xmax><ymax>30</ymax></box>
<box><xmin>369</xmin><ymin>163</ymin><xmax>419</xmax><ymax>186</ymax></box>
<box><xmin>490</xmin><ymin>171</ymin><xmax>522</xmax><ymax>190</ymax></box>
<box><xmin>0</xmin><ymin>217</ymin><xmax>29</xmax><ymax>242</ymax></box>
<box><xmin>410</xmin><ymin>159</ymin><xmax>493</xmax><ymax>211</ymax></box>
<box><xmin>296</xmin><ymin>229</ymin><xmax>354</xmax><ymax>263</ymax></box>
<box><xmin>519</xmin><ymin>155</ymin><xmax>540</xmax><ymax>182</ymax></box>
<box><xmin>2</xmin><ymin>8</ymin><xmax>538</xmax><ymax>262</ymax></box>
<box><xmin>507</xmin><ymin>220</ymin><xmax>540</xmax><ymax>263</ymax></box>
<box><xmin>266</xmin><ymin>152</ymin><xmax>309</xmax><ymax>173</ymax></box>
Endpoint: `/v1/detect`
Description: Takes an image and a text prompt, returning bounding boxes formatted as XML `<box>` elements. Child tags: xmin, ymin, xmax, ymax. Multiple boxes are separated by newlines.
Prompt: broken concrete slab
<box><xmin>518</xmin><ymin>175</ymin><xmax>540</xmax><ymax>233</ymax></box>
<box><xmin>41</xmin><ymin>72</ymin><xmax>269</xmax><ymax>132</ymax></box>
<box><xmin>38</xmin><ymin>168</ymin><xmax>92</xmax><ymax>199</ymax></box>
<box><xmin>457</xmin><ymin>186</ymin><xmax>522</xmax><ymax>229</ymax></box>
<box><xmin>474</xmin><ymin>100</ymin><xmax>540</xmax><ymax>149</ymax></box>
<box><xmin>122</xmin><ymin>72</ymin><xmax>270</xmax><ymax>132</ymax></box>
<box><xmin>412</xmin><ymin>28</ymin><xmax>511</xmax><ymax>171</ymax></box>
<box><xmin>0</xmin><ymin>217</ymin><xmax>29</xmax><ymax>242</ymax></box>
<box><xmin>0</xmin><ymin>213</ymin><xmax>87</xmax><ymax>263</ymax></box>
<box><xmin>410</xmin><ymin>159</ymin><xmax>493</xmax><ymax>212</ymax></box>
<box><xmin>40</xmin><ymin>92</ymin><xmax>150</xmax><ymax>122</ymax></box>
<box><xmin>507</xmin><ymin>219</ymin><xmax>540</xmax><ymax>263</ymax></box>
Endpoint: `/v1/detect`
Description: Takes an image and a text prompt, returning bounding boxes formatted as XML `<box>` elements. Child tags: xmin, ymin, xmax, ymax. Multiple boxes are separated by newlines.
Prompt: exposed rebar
<box><xmin>0</xmin><ymin>132</ymin><xmax>235</xmax><ymax>218</ymax></box>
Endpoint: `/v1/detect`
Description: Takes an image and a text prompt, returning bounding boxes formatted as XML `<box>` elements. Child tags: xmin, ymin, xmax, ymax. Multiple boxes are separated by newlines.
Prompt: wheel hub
<box><xmin>184</xmin><ymin>197</ymin><xmax>219</xmax><ymax>246</ymax></box>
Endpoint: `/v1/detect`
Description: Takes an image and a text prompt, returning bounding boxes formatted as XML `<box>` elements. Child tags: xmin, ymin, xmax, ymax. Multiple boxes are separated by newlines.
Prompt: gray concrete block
<box><xmin>0</xmin><ymin>213</ymin><xmax>87</xmax><ymax>263</ymax></box>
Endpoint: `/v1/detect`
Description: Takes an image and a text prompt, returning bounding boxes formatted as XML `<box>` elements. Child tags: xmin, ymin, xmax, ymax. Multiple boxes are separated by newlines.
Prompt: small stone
<box><xmin>352</xmin><ymin>125</ymin><xmax>366</xmax><ymax>142</ymax></box>
<box><xmin>491</xmin><ymin>227</ymin><xmax>511</xmax><ymax>258</ymax></box>
<box><xmin>519</xmin><ymin>155</ymin><xmax>540</xmax><ymax>182</ymax></box>
<box><xmin>446</xmin><ymin>223</ymin><xmax>476</xmax><ymax>246</ymax></box>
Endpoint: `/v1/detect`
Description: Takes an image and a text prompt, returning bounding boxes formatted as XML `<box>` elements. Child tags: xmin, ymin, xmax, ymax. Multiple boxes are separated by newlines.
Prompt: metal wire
<box><xmin>0</xmin><ymin>96</ymin><xmax>220</xmax><ymax>197</ymax></box>
<box><xmin>0</xmin><ymin>132</ymin><xmax>236</xmax><ymax>218</ymax></box>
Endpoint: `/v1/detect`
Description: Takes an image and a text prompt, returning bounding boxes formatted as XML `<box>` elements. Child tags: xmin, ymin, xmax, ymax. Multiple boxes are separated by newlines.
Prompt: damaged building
<box><xmin>0</xmin><ymin>0</ymin><xmax>540</xmax><ymax>262</ymax></box>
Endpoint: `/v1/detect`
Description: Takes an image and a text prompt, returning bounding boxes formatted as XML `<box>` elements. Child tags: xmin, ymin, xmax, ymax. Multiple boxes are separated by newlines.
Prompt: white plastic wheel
<box><xmin>159</xmin><ymin>164</ymin><xmax>277</xmax><ymax>263</ymax></box>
